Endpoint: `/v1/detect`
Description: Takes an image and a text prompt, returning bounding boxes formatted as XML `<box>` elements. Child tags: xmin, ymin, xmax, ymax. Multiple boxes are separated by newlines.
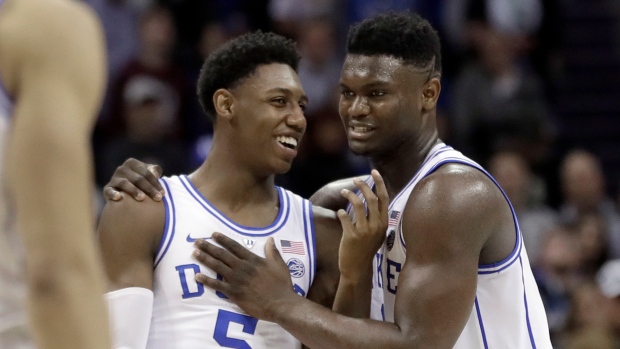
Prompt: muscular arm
<box><xmin>209</xmin><ymin>166</ymin><xmax>508</xmax><ymax>349</ymax></box>
<box><xmin>1</xmin><ymin>2</ymin><xmax>109</xmax><ymax>348</ymax></box>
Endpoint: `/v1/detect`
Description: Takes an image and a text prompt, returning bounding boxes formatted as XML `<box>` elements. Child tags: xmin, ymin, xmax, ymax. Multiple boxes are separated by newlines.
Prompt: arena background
<box><xmin>85</xmin><ymin>0</ymin><xmax>620</xmax><ymax>347</ymax></box>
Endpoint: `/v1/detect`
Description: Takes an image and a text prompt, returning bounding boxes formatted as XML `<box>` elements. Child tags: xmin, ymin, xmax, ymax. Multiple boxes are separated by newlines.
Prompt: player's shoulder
<box><xmin>101</xmin><ymin>197</ymin><xmax>166</xmax><ymax>236</ymax></box>
<box><xmin>407</xmin><ymin>162</ymin><xmax>502</xmax><ymax>221</ymax></box>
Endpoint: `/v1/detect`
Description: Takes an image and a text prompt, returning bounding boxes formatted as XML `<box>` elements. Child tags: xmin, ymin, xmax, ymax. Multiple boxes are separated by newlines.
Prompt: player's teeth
<box><xmin>276</xmin><ymin>136</ymin><xmax>297</xmax><ymax>147</ymax></box>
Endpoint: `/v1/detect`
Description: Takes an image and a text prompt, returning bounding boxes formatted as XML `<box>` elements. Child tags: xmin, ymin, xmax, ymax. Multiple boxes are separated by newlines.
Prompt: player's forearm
<box><xmin>10</xmin><ymin>129</ymin><xmax>110</xmax><ymax>349</ymax></box>
<box><xmin>332</xmin><ymin>267</ymin><xmax>373</xmax><ymax>318</ymax></box>
<box><xmin>271</xmin><ymin>296</ymin><xmax>414</xmax><ymax>349</ymax></box>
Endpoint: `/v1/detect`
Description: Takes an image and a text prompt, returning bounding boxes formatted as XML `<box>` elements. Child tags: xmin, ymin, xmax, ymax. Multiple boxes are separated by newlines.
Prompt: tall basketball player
<box><xmin>97</xmin><ymin>31</ymin><xmax>388</xmax><ymax>349</ymax></box>
<box><xmin>0</xmin><ymin>0</ymin><xmax>110</xmax><ymax>348</ymax></box>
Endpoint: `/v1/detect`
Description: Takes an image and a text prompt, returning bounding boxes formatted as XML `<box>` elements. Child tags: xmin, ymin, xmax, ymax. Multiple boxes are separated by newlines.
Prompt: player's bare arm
<box><xmin>98</xmin><ymin>198</ymin><xmax>164</xmax><ymax>292</ymax></box>
<box><xmin>97</xmin><ymin>196</ymin><xmax>165</xmax><ymax>348</ymax></box>
<box><xmin>190</xmin><ymin>164</ymin><xmax>514</xmax><ymax>349</ymax></box>
<box><xmin>304</xmin><ymin>206</ymin><xmax>342</xmax><ymax>309</ymax></box>
<box><xmin>0</xmin><ymin>0</ymin><xmax>109</xmax><ymax>348</ymax></box>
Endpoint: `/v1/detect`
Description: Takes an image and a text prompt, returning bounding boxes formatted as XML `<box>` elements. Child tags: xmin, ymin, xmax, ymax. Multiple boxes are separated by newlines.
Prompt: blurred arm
<box><xmin>2</xmin><ymin>1</ymin><xmax>109</xmax><ymax>348</ymax></box>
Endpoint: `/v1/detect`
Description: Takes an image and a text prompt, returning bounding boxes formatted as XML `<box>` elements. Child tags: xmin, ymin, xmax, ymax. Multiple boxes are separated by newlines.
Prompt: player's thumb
<box><xmin>265</xmin><ymin>237</ymin><xmax>285</xmax><ymax>264</ymax></box>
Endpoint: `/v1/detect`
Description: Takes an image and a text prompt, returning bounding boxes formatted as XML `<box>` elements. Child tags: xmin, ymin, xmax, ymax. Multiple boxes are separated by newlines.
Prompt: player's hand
<box><xmin>193</xmin><ymin>233</ymin><xmax>297</xmax><ymax>322</ymax></box>
<box><xmin>102</xmin><ymin>158</ymin><xmax>164</xmax><ymax>202</ymax></box>
<box><xmin>336</xmin><ymin>169</ymin><xmax>389</xmax><ymax>281</ymax></box>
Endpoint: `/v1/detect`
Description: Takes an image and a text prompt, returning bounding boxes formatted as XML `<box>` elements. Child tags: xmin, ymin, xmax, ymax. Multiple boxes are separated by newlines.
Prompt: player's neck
<box><xmin>370</xmin><ymin>132</ymin><xmax>440</xmax><ymax>198</ymax></box>
<box><xmin>190</xmin><ymin>147</ymin><xmax>278</xmax><ymax>207</ymax></box>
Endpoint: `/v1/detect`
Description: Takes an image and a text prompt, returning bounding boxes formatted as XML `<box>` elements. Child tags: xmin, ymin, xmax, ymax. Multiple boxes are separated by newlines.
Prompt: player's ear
<box><xmin>213</xmin><ymin>89</ymin><xmax>235</xmax><ymax>122</ymax></box>
<box><xmin>421</xmin><ymin>77</ymin><xmax>441</xmax><ymax>111</ymax></box>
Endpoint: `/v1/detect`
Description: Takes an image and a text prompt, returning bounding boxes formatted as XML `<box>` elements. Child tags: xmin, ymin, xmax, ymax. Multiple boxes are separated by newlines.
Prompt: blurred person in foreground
<box><xmin>104</xmin><ymin>12</ymin><xmax>553</xmax><ymax>349</ymax></box>
<box><xmin>0</xmin><ymin>0</ymin><xmax>109</xmax><ymax>348</ymax></box>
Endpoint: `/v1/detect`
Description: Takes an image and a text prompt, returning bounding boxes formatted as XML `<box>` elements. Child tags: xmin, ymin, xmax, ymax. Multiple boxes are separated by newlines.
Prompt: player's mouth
<box><xmin>274</xmin><ymin>135</ymin><xmax>299</xmax><ymax>160</ymax></box>
<box><xmin>276</xmin><ymin>135</ymin><xmax>298</xmax><ymax>150</ymax></box>
<box><xmin>348</xmin><ymin>125</ymin><xmax>375</xmax><ymax>140</ymax></box>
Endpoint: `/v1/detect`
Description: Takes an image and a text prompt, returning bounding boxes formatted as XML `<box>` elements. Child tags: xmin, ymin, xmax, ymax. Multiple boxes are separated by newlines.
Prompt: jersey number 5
<box><xmin>214</xmin><ymin>309</ymin><xmax>258</xmax><ymax>349</ymax></box>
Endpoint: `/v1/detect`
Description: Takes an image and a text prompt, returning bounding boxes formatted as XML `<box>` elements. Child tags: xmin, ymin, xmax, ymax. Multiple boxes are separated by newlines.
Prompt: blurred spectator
<box><xmin>268</xmin><ymin>0</ymin><xmax>337</xmax><ymax>37</ymax></box>
<box><xmin>488</xmin><ymin>151</ymin><xmax>558</xmax><ymax>263</ymax></box>
<box><xmin>86</xmin><ymin>0</ymin><xmax>146</xmax><ymax>82</ymax></box>
<box><xmin>575</xmin><ymin>213</ymin><xmax>610</xmax><ymax>275</ymax></box>
<box><xmin>98</xmin><ymin>77</ymin><xmax>192</xmax><ymax>185</ymax></box>
<box><xmin>533</xmin><ymin>226</ymin><xmax>584</xmax><ymax>340</ymax></box>
<box><xmin>560</xmin><ymin>150</ymin><xmax>620</xmax><ymax>258</ymax></box>
<box><xmin>297</xmin><ymin>17</ymin><xmax>342</xmax><ymax>115</ymax></box>
<box><xmin>450</xmin><ymin>18</ymin><xmax>555</xmax><ymax>166</ymax></box>
<box><xmin>563</xmin><ymin>283</ymin><xmax>616</xmax><ymax>349</ymax></box>
<box><xmin>441</xmin><ymin>0</ymin><xmax>543</xmax><ymax>57</ymax></box>
<box><xmin>595</xmin><ymin>259</ymin><xmax>620</xmax><ymax>346</ymax></box>
<box><xmin>96</xmin><ymin>5</ymin><xmax>193</xmax><ymax>184</ymax></box>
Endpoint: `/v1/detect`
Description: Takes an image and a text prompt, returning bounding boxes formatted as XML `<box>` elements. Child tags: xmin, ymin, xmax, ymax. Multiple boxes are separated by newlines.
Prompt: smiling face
<box><xmin>222</xmin><ymin>63</ymin><xmax>308</xmax><ymax>175</ymax></box>
<box><xmin>338</xmin><ymin>54</ymin><xmax>439</xmax><ymax>158</ymax></box>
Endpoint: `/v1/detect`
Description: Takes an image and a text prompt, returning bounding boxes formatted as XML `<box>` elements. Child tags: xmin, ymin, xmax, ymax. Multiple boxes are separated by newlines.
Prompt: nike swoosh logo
<box><xmin>186</xmin><ymin>234</ymin><xmax>213</xmax><ymax>243</ymax></box>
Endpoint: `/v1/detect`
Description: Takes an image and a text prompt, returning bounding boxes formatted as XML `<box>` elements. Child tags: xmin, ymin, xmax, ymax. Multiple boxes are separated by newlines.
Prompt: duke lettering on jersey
<box><xmin>147</xmin><ymin>175</ymin><xmax>317</xmax><ymax>349</ymax></box>
<box><xmin>351</xmin><ymin>143</ymin><xmax>553</xmax><ymax>349</ymax></box>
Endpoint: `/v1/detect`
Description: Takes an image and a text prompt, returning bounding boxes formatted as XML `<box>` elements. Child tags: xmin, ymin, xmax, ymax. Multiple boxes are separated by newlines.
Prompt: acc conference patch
<box><xmin>287</xmin><ymin>258</ymin><xmax>305</xmax><ymax>278</ymax></box>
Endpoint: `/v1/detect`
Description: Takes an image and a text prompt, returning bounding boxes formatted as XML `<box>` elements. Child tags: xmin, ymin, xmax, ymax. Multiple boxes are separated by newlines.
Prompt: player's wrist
<box><xmin>268</xmin><ymin>291</ymin><xmax>303</xmax><ymax>323</ymax></box>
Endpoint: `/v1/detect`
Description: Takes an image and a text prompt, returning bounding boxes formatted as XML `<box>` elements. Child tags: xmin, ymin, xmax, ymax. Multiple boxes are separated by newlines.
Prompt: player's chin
<box><xmin>272</xmin><ymin>160</ymin><xmax>294</xmax><ymax>175</ymax></box>
<box><xmin>348</xmin><ymin>140</ymin><xmax>372</xmax><ymax>157</ymax></box>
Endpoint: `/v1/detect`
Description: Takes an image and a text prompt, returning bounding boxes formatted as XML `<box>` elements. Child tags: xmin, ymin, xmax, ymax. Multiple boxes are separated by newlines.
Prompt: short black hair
<box><xmin>197</xmin><ymin>31</ymin><xmax>301</xmax><ymax>121</ymax></box>
<box><xmin>347</xmin><ymin>12</ymin><xmax>442</xmax><ymax>74</ymax></box>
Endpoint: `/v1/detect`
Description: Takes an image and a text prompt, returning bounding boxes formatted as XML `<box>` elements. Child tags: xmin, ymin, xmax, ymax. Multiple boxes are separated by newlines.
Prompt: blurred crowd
<box><xmin>85</xmin><ymin>0</ymin><xmax>620</xmax><ymax>347</ymax></box>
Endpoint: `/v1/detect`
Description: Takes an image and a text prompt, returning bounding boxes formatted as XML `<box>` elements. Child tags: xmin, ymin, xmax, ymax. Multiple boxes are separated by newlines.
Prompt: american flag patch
<box><xmin>281</xmin><ymin>240</ymin><xmax>305</xmax><ymax>255</ymax></box>
<box><xmin>388</xmin><ymin>210</ymin><xmax>401</xmax><ymax>226</ymax></box>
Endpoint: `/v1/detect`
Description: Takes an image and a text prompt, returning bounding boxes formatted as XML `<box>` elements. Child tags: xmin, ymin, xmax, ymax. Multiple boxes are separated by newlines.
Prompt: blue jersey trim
<box><xmin>154</xmin><ymin>179</ymin><xmax>176</xmax><ymax>268</ymax></box>
<box><xmin>388</xmin><ymin>145</ymin><xmax>451</xmax><ymax>211</ymax></box>
<box><xmin>474</xmin><ymin>297</ymin><xmax>489</xmax><ymax>349</ymax></box>
<box><xmin>303</xmin><ymin>200</ymin><xmax>317</xmax><ymax>285</ymax></box>
<box><xmin>520</xmin><ymin>256</ymin><xmax>538</xmax><ymax>349</ymax></box>
<box><xmin>179</xmin><ymin>175</ymin><xmax>290</xmax><ymax>236</ymax></box>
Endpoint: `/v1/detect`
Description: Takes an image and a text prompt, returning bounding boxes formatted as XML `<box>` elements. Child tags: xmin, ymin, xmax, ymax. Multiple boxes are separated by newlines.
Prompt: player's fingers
<box><xmin>106</xmin><ymin>177</ymin><xmax>146</xmax><ymax>201</ymax></box>
<box><xmin>148</xmin><ymin>164</ymin><xmax>163</xmax><ymax>178</ymax></box>
<box><xmin>195</xmin><ymin>273</ymin><xmax>231</xmax><ymax>295</ymax></box>
<box><xmin>193</xmin><ymin>240</ymin><xmax>237</xmax><ymax>273</ymax></box>
<box><xmin>336</xmin><ymin>209</ymin><xmax>355</xmax><ymax>234</ymax></box>
<box><xmin>210</xmin><ymin>232</ymin><xmax>257</xmax><ymax>260</ymax></box>
<box><xmin>341</xmin><ymin>188</ymin><xmax>367</xmax><ymax>230</ymax></box>
<box><xmin>371</xmin><ymin>170</ymin><xmax>389</xmax><ymax>222</ymax></box>
<box><xmin>354</xmin><ymin>178</ymin><xmax>378</xmax><ymax>221</ymax></box>
<box><xmin>265</xmin><ymin>237</ymin><xmax>285</xmax><ymax>265</ymax></box>
<box><xmin>102</xmin><ymin>186</ymin><xmax>123</xmax><ymax>202</ymax></box>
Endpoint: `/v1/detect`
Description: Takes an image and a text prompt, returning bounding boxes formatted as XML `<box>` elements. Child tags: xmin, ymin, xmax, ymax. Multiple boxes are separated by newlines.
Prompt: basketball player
<box><xmin>0</xmin><ymin>0</ymin><xmax>110</xmax><ymax>348</ymax></box>
<box><xmin>98</xmin><ymin>31</ymin><xmax>388</xmax><ymax>349</ymax></box>
<box><xmin>107</xmin><ymin>12</ymin><xmax>553</xmax><ymax>348</ymax></box>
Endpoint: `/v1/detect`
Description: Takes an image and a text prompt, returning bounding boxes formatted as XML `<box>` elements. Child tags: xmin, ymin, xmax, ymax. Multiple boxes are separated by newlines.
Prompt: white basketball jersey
<box><xmin>352</xmin><ymin>143</ymin><xmax>552</xmax><ymax>349</ymax></box>
<box><xmin>148</xmin><ymin>175</ymin><xmax>317</xmax><ymax>349</ymax></box>
<box><xmin>0</xmin><ymin>23</ymin><xmax>35</xmax><ymax>348</ymax></box>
